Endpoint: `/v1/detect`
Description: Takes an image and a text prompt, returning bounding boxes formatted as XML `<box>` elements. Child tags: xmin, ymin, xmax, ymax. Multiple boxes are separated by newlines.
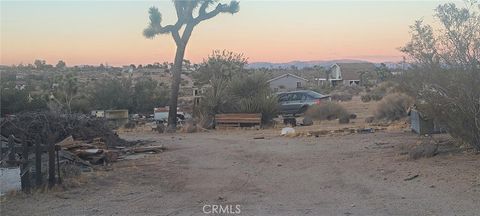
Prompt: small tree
<box><xmin>56</xmin><ymin>60</ymin><xmax>66</xmax><ymax>69</ymax></box>
<box><xmin>193</xmin><ymin>50</ymin><xmax>248</xmax><ymax>85</ymax></box>
<box><xmin>143</xmin><ymin>0</ymin><xmax>239</xmax><ymax>131</ymax></box>
<box><xmin>52</xmin><ymin>73</ymin><xmax>81</xmax><ymax>113</ymax></box>
<box><xmin>400</xmin><ymin>1</ymin><xmax>480</xmax><ymax>150</ymax></box>
<box><xmin>34</xmin><ymin>59</ymin><xmax>46</xmax><ymax>69</ymax></box>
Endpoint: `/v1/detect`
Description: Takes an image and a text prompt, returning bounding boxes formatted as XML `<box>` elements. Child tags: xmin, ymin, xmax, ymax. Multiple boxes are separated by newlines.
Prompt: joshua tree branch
<box><xmin>195</xmin><ymin>1</ymin><xmax>238</xmax><ymax>24</ymax></box>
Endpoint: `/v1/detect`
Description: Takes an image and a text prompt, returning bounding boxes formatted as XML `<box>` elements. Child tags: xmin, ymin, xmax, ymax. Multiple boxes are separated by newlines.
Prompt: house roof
<box><xmin>267</xmin><ymin>73</ymin><xmax>308</xmax><ymax>83</ymax></box>
<box><xmin>334</xmin><ymin>63</ymin><xmax>376</xmax><ymax>80</ymax></box>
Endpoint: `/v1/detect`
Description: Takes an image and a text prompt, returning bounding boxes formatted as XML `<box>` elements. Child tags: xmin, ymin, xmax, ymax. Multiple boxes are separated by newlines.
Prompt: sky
<box><xmin>0</xmin><ymin>0</ymin><xmax>457</xmax><ymax>66</ymax></box>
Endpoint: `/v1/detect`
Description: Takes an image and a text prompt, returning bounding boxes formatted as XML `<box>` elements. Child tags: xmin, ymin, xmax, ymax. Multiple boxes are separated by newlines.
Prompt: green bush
<box><xmin>305</xmin><ymin>102</ymin><xmax>349</xmax><ymax>120</ymax></box>
<box><xmin>374</xmin><ymin>93</ymin><xmax>413</xmax><ymax>121</ymax></box>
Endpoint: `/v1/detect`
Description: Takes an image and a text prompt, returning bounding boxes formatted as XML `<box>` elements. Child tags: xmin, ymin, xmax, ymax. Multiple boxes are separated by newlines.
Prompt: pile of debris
<box><xmin>56</xmin><ymin>136</ymin><xmax>165</xmax><ymax>166</ymax></box>
<box><xmin>1</xmin><ymin>111</ymin><xmax>165</xmax><ymax>169</ymax></box>
<box><xmin>0</xmin><ymin>111</ymin><xmax>128</xmax><ymax>148</ymax></box>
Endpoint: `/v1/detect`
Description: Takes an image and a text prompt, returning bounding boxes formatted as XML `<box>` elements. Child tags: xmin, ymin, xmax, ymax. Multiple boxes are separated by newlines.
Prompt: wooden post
<box><xmin>35</xmin><ymin>136</ymin><xmax>42</xmax><ymax>186</ymax></box>
<box><xmin>8</xmin><ymin>135</ymin><xmax>15</xmax><ymax>164</ymax></box>
<box><xmin>48</xmin><ymin>135</ymin><xmax>56</xmax><ymax>188</ymax></box>
<box><xmin>21</xmin><ymin>136</ymin><xmax>31</xmax><ymax>193</ymax></box>
<box><xmin>55</xmin><ymin>145</ymin><xmax>62</xmax><ymax>184</ymax></box>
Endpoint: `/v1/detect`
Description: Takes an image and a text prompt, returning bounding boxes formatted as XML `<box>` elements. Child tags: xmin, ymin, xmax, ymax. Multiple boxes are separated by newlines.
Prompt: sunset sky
<box><xmin>1</xmin><ymin>0</ymin><xmax>456</xmax><ymax>66</ymax></box>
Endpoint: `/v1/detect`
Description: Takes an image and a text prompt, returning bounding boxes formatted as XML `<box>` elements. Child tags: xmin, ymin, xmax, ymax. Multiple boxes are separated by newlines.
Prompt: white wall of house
<box><xmin>269</xmin><ymin>76</ymin><xmax>306</xmax><ymax>92</ymax></box>
<box><xmin>330</xmin><ymin>64</ymin><xmax>342</xmax><ymax>80</ymax></box>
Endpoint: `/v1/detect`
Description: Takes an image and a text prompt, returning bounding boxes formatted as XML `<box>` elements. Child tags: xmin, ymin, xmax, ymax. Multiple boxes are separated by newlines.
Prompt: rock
<box><xmin>183</xmin><ymin>121</ymin><xmax>197</xmax><ymax>133</ymax></box>
<box><xmin>349</xmin><ymin>114</ymin><xmax>357</xmax><ymax>119</ymax></box>
<box><xmin>365</xmin><ymin>116</ymin><xmax>375</xmax><ymax>123</ymax></box>
<box><xmin>339</xmin><ymin>116</ymin><xmax>350</xmax><ymax>124</ymax></box>
<box><xmin>302</xmin><ymin>116</ymin><xmax>314</xmax><ymax>126</ymax></box>
<box><xmin>283</xmin><ymin>118</ymin><xmax>297</xmax><ymax>126</ymax></box>
<box><xmin>281</xmin><ymin>127</ymin><xmax>295</xmax><ymax>135</ymax></box>
<box><xmin>409</xmin><ymin>140</ymin><xmax>438</xmax><ymax>160</ymax></box>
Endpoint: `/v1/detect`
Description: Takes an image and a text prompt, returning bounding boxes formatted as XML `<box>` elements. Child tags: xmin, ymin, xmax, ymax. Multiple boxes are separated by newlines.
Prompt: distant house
<box><xmin>267</xmin><ymin>73</ymin><xmax>308</xmax><ymax>92</ymax></box>
<box><xmin>318</xmin><ymin>63</ymin><xmax>376</xmax><ymax>86</ymax></box>
<box><xmin>192</xmin><ymin>84</ymin><xmax>211</xmax><ymax>106</ymax></box>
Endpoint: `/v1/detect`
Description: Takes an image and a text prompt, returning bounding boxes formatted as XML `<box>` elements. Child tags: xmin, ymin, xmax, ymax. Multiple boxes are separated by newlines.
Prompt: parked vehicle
<box><xmin>154</xmin><ymin>111</ymin><xmax>191</xmax><ymax>124</ymax></box>
<box><xmin>277</xmin><ymin>90</ymin><xmax>331</xmax><ymax>116</ymax></box>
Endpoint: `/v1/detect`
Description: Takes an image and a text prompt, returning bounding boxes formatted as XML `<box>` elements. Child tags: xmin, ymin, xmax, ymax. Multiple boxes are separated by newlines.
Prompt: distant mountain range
<box><xmin>246</xmin><ymin>59</ymin><xmax>404</xmax><ymax>69</ymax></box>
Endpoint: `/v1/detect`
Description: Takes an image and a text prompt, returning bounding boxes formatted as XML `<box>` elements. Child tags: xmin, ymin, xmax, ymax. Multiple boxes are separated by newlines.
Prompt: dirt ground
<box><xmin>1</xmin><ymin>127</ymin><xmax>479</xmax><ymax>215</ymax></box>
<box><xmin>1</xmin><ymin>97</ymin><xmax>479</xmax><ymax>215</ymax></box>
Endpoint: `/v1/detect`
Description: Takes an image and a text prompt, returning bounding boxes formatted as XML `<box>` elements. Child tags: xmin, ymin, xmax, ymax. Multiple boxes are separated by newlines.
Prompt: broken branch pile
<box><xmin>56</xmin><ymin>136</ymin><xmax>165</xmax><ymax>166</ymax></box>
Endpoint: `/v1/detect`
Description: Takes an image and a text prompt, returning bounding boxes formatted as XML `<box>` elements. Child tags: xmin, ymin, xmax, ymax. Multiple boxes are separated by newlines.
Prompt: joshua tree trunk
<box><xmin>143</xmin><ymin>0</ymin><xmax>239</xmax><ymax>132</ymax></box>
<box><xmin>167</xmin><ymin>43</ymin><xmax>187</xmax><ymax>131</ymax></box>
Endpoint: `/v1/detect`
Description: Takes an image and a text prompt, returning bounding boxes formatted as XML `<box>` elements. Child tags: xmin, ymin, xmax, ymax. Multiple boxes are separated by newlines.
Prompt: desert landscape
<box><xmin>1</xmin><ymin>0</ymin><xmax>479</xmax><ymax>215</ymax></box>
<box><xmin>2</xmin><ymin>96</ymin><xmax>479</xmax><ymax>216</ymax></box>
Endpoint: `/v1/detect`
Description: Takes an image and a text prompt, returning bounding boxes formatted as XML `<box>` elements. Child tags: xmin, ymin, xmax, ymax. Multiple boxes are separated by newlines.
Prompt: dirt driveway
<box><xmin>2</xmin><ymin>130</ymin><xmax>479</xmax><ymax>216</ymax></box>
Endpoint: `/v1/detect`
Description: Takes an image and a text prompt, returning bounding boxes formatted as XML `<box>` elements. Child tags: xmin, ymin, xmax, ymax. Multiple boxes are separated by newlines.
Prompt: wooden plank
<box><xmin>216</xmin><ymin>120</ymin><xmax>261</xmax><ymax>124</ymax></box>
<box><xmin>35</xmin><ymin>136</ymin><xmax>42</xmax><ymax>186</ymax></box>
<box><xmin>21</xmin><ymin>137</ymin><xmax>31</xmax><ymax>193</ymax></box>
<box><xmin>8</xmin><ymin>135</ymin><xmax>16</xmax><ymax>164</ymax></box>
<box><xmin>214</xmin><ymin>113</ymin><xmax>262</xmax><ymax>127</ymax></box>
<box><xmin>48</xmin><ymin>134</ymin><xmax>56</xmax><ymax>188</ymax></box>
<box><xmin>215</xmin><ymin>113</ymin><xmax>261</xmax><ymax>118</ymax></box>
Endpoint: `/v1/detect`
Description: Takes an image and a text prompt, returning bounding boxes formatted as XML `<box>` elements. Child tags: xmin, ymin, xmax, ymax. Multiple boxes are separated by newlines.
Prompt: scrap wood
<box><xmin>59</xmin><ymin>150</ymin><xmax>91</xmax><ymax>167</ymax></box>
<box><xmin>104</xmin><ymin>150</ymin><xmax>119</xmax><ymax>162</ymax></box>
<box><xmin>130</xmin><ymin>145</ymin><xmax>166</xmax><ymax>154</ymax></box>
<box><xmin>404</xmin><ymin>174</ymin><xmax>420</xmax><ymax>181</ymax></box>
<box><xmin>75</xmin><ymin>148</ymin><xmax>103</xmax><ymax>156</ymax></box>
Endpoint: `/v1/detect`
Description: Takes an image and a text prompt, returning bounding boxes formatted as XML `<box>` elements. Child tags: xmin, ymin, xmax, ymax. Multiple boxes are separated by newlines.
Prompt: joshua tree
<box><xmin>143</xmin><ymin>0</ymin><xmax>239</xmax><ymax>131</ymax></box>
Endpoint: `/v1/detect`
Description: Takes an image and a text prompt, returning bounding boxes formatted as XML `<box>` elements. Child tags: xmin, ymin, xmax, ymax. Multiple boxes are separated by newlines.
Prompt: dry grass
<box><xmin>305</xmin><ymin>102</ymin><xmax>349</xmax><ymax>120</ymax></box>
<box><xmin>374</xmin><ymin>93</ymin><xmax>414</xmax><ymax>121</ymax></box>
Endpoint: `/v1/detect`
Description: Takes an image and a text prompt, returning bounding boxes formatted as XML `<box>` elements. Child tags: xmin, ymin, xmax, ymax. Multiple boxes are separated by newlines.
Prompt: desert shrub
<box><xmin>335</xmin><ymin>85</ymin><xmax>363</xmax><ymax>95</ymax></box>
<box><xmin>330</xmin><ymin>92</ymin><xmax>353</xmax><ymax>102</ymax></box>
<box><xmin>338</xmin><ymin>115</ymin><xmax>350</xmax><ymax>124</ymax></box>
<box><xmin>361</xmin><ymin>82</ymin><xmax>396</xmax><ymax>102</ymax></box>
<box><xmin>237</xmin><ymin>94</ymin><xmax>278</xmax><ymax>124</ymax></box>
<box><xmin>399</xmin><ymin>2</ymin><xmax>480</xmax><ymax>150</ymax></box>
<box><xmin>321</xmin><ymin>85</ymin><xmax>362</xmax><ymax>102</ymax></box>
<box><xmin>197</xmin><ymin>72</ymin><xmax>278</xmax><ymax>124</ymax></box>
<box><xmin>196</xmin><ymin>78</ymin><xmax>236</xmax><ymax>117</ymax></box>
<box><xmin>306</xmin><ymin>102</ymin><xmax>349</xmax><ymax>120</ymax></box>
<box><xmin>361</xmin><ymin>95</ymin><xmax>372</xmax><ymax>102</ymax></box>
<box><xmin>374</xmin><ymin>93</ymin><xmax>413</xmax><ymax>121</ymax></box>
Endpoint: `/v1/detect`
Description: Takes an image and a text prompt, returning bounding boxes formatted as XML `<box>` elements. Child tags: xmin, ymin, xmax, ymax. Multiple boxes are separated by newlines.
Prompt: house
<box><xmin>192</xmin><ymin>85</ymin><xmax>210</xmax><ymax>106</ymax></box>
<box><xmin>318</xmin><ymin>63</ymin><xmax>376</xmax><ymax>86</ymax></box>
<box><xmin>267</xmin><ymin>73</ymin><xmax>308</xmax><ymax>92</ymax></box>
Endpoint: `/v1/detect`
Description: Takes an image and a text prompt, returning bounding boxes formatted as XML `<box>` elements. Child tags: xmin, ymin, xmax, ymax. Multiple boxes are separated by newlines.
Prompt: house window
<box><xmin>296</xmin><ymin>82</ymin><xmax>302</xmax><ymax>88</ymax></box>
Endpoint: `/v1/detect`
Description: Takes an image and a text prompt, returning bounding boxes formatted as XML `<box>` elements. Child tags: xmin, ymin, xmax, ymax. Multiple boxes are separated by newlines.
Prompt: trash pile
<box><xmin>56</xmin><ymin>136</ymin><xmax>165</xmax><ymax>167</ymax></box>
<box><xmin>0</xmin><ymin>111</ymin><xmax>128</xmax><ymax>147</ymax></box>
<box><xmin>1</xmin><ymin>111</ymin><xmax>165</xmax><ymax>169</ymax></box>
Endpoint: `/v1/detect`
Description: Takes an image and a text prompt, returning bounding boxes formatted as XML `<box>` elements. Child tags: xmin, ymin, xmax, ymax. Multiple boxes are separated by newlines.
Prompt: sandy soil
<box><xmin>1</xmin><ymin>128</ymin><xmax>479</xmax><ymax>216</ymax></box>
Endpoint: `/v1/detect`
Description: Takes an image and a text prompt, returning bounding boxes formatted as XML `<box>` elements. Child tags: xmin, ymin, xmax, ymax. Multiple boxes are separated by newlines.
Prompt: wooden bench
<box><xmin>215</xmin><ymin>113</ymin><xmax>262</xmax><ymax>128</ymax></box>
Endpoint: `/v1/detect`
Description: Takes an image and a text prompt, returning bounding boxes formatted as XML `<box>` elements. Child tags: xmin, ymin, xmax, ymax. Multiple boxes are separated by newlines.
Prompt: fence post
<box><xmin>21</xmin><ymin>135</ymin><xmax>31</xmax><ymax>193</ymax></box>
<box><xmin>48</xmin><ymin>135</ymin><xmax>56</xmax><ymax>188</ymax></box>
<box><xmin>35</xmin><ymin>136</ymin><xmax>42</xmax><ymax>186</ymax></box>
<box><xmin>7</xmin><ymin>135</ymin><xmax>15</xmax><ymax>164</ymax></box>
<box><xmin>56</xmin><ymin>145</ymin><xmax>62</xmax><ymax>184</ymax></box>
